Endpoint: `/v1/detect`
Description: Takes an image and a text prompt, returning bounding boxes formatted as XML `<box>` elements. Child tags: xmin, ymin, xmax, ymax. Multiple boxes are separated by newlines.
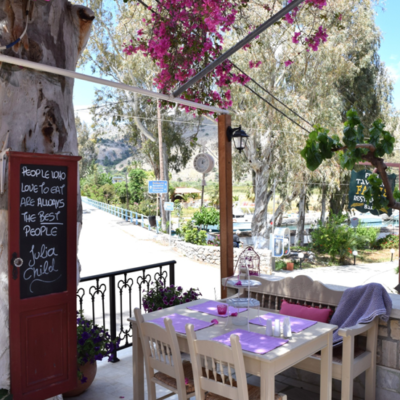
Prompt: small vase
<box><xmin>286</xmin><ymin>262</ymin><xmax>294</xmax><ymax>271</ymax></box>
<box><xmin>63</xmin><ymin>361</ymin><xmax>97</xmax><ymax>397</ymax></box>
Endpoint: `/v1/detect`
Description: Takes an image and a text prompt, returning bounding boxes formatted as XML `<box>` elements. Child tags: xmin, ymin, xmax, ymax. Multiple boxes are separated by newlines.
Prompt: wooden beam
<box><xmin>218</xmin><ymin>114</ymin><xmax>233</xmax><ymax>298</ymax></box>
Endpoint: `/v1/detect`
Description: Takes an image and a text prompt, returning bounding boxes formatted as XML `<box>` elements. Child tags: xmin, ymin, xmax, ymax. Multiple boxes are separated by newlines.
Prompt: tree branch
<box><xmin>336</xmin><ymin>144</ymin><xmax>400</xmax><ymax>210</ymax></box>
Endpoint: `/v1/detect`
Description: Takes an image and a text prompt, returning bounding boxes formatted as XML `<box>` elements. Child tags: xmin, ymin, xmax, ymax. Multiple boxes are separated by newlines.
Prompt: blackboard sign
<box><xmin>19</xmin><ymin>164</ymin><xmax>68</xmax><ymax>299</ymax></box>
<box><xmin>348</xmin><ymin>169</ymin><xmax>396</xmax><ymax>216</ymax></box>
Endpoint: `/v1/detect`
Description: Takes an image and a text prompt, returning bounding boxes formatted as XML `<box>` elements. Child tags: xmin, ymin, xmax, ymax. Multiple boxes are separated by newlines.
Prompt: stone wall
<box><xmin>155</xmin><ymin>234</ymin><xmax>272</xmax><ymax>274</ymax></box>
<box><xmin>277</xmin><ymin>315</ymin><xmax>400</xmax><ymax>400</ymax></box>
<box><xmin>375</xmin><ymin>317</ymin><xmax>400</xmax><ymax>399</ymax></box>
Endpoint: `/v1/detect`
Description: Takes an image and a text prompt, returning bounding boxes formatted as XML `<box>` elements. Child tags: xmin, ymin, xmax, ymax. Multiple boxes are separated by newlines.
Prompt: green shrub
<box><xmin>131</xmin><ymin>199</ymin><xmax>157</xmax><ymax>216</ymax></box>
<box><xmin>275</xmin><ymin>260</ymin><xmax>286</xmax><ymax>271</ymax></box>
<box><xmin>355</xmin><ymin>224</ymin><xmax>380</xmax><ymax>248</ymax></box>
<box><xmin>193</xmin><ymin>207</ymin><xmax>220</xmax><ymax>230</ymax></box>
<box><xmin>311</xmin><ymin>214</ymin><xmax>369</xmax><ymax>264</ymax></box>
<box><xmin>374</xmin><ymin>234</ymin><xmax>399</xmax><ymax>250</ymax></box>
<box><xmin>177</xmin><ymin>221</ymin><xmax>207</xmax><ymax>245</ymax></box>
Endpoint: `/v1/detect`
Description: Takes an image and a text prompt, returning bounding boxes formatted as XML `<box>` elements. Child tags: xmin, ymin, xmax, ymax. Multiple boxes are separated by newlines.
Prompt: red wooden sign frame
<box><xmin>8</xmin><ymin>152</ymin><xmax>80</xmax><ymax>400</ymax></box>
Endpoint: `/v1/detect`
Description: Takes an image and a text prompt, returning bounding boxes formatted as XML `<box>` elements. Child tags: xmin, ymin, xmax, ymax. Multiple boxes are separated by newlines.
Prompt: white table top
<box><xmin>128</xmin><ymin>298</ymin><xmax>337</xmax><ymax>363</ymax></box>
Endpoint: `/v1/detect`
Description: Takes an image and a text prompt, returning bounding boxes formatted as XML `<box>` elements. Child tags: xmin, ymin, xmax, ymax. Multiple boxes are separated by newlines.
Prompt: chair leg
<box><xmin>146</xmin><ymin>376</ymin><xmax>157</xmax><ymax>400</ymax></box>
<box><xmin>341</xmin><ymin>336</ymin><xmax>354</xmax><ymax>400</ymax></box>
<box><xmin>365</xmin><ymin>321</ymin><xmax>378</xmax><ymax>400</ymax></box>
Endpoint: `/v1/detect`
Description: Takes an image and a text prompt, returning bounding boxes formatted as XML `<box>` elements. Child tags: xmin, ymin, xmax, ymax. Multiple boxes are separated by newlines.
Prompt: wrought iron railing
<box><xmin>82</xmin><ymin>196</ymin><xmax>161</xmax><ymax>233</ymax></box>
<box><xmin>77</xmin><ymin>260</ymin><xmax>176</xmax><ymax>362</ymax></box>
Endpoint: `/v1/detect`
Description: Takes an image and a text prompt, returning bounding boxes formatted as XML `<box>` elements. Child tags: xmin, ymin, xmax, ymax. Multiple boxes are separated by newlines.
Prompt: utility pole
<box><xmin>157</xmin><ymin>100</ymin><xmax>166</xmax><ymax>230</ymax></box>
<box><xmin>125</xmin><ymin>171</ymin><xmax>129</xmax><ymax>211</ymax></box>
<box><xmin>201</xmin><ymin>174</ymin><xmax>205</xmax><ymax>208</ymax></box>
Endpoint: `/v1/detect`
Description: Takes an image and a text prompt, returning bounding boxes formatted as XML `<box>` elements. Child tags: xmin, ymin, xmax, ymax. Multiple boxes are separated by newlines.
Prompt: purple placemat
<box><xmin>249</xmin><ymin>313</ymin><xmax>317</xmax><ymax>333</ymax></box>
<box><xmin>148</xmin><ymin>314</ymin><xmax>214</xmax><ymax>334</ymax></box>
<box><xmin>212</xmin><ymin>329</ymin><xmax>288</xmax><ymax>354</ymax></box>
<box><xmin>187</xmin><ymin>300</ymin><xmax>247</xmax><ymax>318</ymax></box>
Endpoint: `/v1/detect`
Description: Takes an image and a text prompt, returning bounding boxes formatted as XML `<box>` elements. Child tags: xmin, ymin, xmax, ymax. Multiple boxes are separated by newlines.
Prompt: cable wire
<box><xmin>239</xmin><ymin>81</ymin><xmax>311</xmax><ymax>133</ymax></box>
<box><xmin>0</xmin><ymin>0</ymin><xmax>31</xmax><ymax>51</ymax></box>
<box><xmin>230</xmin><ymin>61</ymin><xmax>313</xmax><ymax>128</ymax></box>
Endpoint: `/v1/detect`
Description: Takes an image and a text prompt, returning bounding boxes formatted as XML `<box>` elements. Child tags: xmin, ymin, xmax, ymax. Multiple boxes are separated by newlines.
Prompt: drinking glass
<box><xmin>217</xmin><ymin>304</ymin><xmax>228</xmax><ymax>324</ymax></box>
<box><xmin>217</xmin><ymin>304</ymin><xmax>228</xmax><ymax>315</ymax></box>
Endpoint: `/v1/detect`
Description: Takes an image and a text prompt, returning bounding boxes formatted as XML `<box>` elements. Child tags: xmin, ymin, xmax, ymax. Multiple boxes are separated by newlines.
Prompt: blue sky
<box><xmin>73</xmin><ymin>0</ymin><xmax>400</xmax><ymax>122</ymax></box>
<box><xmin>375</xmin><ymin>0</ymin><xmax>400</xmax><ymax>110</ymax></box>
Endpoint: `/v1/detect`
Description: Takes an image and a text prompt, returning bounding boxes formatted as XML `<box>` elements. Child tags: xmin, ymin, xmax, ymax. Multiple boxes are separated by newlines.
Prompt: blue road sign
<box><xmin>148</xmin><ymin>180</ymin><xmax>168</xmax><ymax>194</ymax></box>
<box><xmin>164</xmin><ymin>202</ymin><xmax>174</xmax><ymax>212</ymax></box>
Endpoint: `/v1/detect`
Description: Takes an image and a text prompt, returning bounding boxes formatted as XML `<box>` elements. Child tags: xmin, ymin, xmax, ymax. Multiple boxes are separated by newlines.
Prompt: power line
<box><xmin>75</xmin><ymin>108</ymin><xmax>313</xmax><ymax>135</ymax></box>
<box><xmin>230</xmin><ymin>61</ymin><xmax>313</xmax><ymax>128</ymax></box>
<box><xmin>75</xmin><ymin>109</ymin><xmax>213</xmax><ymax>126</ymax></box>
<box><xmin>239</xmin><ymin>81</ymin><xmax>311</xmax><ymax>133</ymax></box>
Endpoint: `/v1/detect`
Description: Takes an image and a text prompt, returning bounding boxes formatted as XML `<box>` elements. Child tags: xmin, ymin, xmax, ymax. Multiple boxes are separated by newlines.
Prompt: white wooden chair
<box><xmin>185</xmin><ymin>323</ymin><xmax>287</xmax><ymax>400</ymax></box>
<box><xmin>134</xmin><ymin>308</ymin><xmax>195</xmax><ymax>400</ymax></box>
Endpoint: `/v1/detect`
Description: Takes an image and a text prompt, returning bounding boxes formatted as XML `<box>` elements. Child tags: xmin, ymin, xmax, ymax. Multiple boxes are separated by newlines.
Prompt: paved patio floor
<box><xmin>273</xmin><ymin>261</ymin><xmax>398</xmax><ymax>294</ymax></box>
<box><xmin>68</xmin><ymin>347</ymin><xmax>331</xmax><ymax>400</ymax></box>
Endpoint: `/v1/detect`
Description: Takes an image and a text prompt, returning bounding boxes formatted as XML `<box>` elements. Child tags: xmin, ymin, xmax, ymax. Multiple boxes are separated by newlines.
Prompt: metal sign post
<box><xmin>164</xmin><ymin>202</ymin><xmax>174</xmax><ymax>246</ymax></box>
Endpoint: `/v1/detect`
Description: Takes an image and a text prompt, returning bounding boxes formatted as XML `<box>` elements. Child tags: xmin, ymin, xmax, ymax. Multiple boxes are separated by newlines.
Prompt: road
<box><xmin>78</xmin><ymin>202</ymin><xmax>221</xmax><ymax>327</ymax></box>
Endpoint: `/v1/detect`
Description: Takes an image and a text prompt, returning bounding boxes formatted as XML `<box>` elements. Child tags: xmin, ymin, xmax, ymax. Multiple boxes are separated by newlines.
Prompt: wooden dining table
<box><xmin>128</xmin><ymin>298</ymin><xmax>337</xmax><ymax>400</ymax></box>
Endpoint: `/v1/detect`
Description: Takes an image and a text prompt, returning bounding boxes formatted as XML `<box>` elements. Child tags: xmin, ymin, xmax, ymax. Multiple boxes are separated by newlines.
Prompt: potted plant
<box><xmin>63</xmin><ymin>312</ymin><xmax>120</xmax><ymax>397</ymax></box>
<box><xmin>286</xmin><ymin>262</ymin><xmax>294</xmax><ymax>271</ymax></box>
<box><xmin>143</xmin><ymin>280</ymin><xmax>202</xmax><ymax>312</ymax></box>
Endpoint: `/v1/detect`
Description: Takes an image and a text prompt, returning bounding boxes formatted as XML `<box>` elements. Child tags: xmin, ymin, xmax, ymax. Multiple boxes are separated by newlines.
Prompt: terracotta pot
<box><xmin>63</xmin><ymin>361</ymin><xmax>97</xmax><ymax>397</ymax></box>
<box><xmin>286</xmin><ymin>262</ymin><xmax>294</xmax><ymax>271</ymax></box>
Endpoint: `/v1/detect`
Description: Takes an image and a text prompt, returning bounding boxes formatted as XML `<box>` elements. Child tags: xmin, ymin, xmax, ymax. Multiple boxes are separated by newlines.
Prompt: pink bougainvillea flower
<box><xmin>235</xmin><ymin>280</ymin><xmax>242</xmax><ymax>286</ymax></box>
<box><xmin>211</xmin><ymin>319</ymin><xmax>219</xmax><ymax>325</ymax></box>
<box><xmin>230</xmin><ymin>312</ymin><xmax>238</xmax><ymax>317</ymax></box>
<box><xmin>122</xmin><ymin>0</ymin><xmax>328</xmax><ymax>112</ymax></box>
<box><xmin>292</xmin><ymin>32</ymin><xmax>301</xmax><ymax>44</ymax></box>
<box><xmin>284</xmin><ymin>60</ymin><xmax>293</xmax><ymax>67</ymax></box>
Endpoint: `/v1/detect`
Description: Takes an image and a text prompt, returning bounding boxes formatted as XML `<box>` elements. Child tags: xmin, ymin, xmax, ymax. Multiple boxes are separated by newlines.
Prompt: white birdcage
<box><xmin>234</xmin><ymin>246</ymin><xmax>261</xmax><ymax>279</ymax></box>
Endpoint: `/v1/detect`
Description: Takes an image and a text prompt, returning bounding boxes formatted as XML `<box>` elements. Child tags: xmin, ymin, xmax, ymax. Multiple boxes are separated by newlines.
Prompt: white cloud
<box><xmin>387</xmin><ymin>65</ymin><xmax>400</xmax><ymax>83</ymax></box>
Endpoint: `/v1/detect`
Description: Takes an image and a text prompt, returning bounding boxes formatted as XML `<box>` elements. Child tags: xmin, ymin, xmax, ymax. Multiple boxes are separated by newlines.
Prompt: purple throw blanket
<box><xmin>330</xmin><ymin>283</ymin><xmax>392</xmax><ymax>345</ymax></box>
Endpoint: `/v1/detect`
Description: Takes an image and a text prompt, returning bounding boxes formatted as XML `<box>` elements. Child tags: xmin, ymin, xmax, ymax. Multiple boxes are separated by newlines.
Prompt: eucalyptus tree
<box><xmin>0</xmin><ymin>0</ymin><xmax>94</xmax><ymax>392</ymax></box>
<box><xmin>228</xmin><ymin>0</ymin><xmax>395</xmax><ymax>241</ymax></box>
<box><xmin>77</xmin><ymin>116</ymin><xmax>98</xmax><ymax>178</ymax></box>
<box><xmin>80</xmin><ymin>0</ymin><xmax>198</xmax><ymax>185</ymax></box>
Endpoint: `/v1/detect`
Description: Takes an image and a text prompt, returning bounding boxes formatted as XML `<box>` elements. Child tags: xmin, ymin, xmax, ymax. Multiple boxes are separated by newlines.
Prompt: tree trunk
<box><xmin>251</xmin><ymin>165</ymin><xmax>272</xmax><ymax>243</ymax></box>
<box><xmin>0</xmin><ymin>0</ymin><xmax>94</xmax><ymax>391</ymax></box>
<box><xmin>161</xmin><ymin>140</ymin><xmax>168</xmax><ymax>230</ymax></box>
<box><xmin>296</xmin><ymin>187</ymin><xmax>306</xmax><ymax>246</ymax></box>
<box><xmin>276</xmin><ymin>207</ymin><xmax>284</xmax><ymax>226</ymax></box>
<box><xmin>321</xmin><ymin>186</ymin><xmax>327</xmax><ymax>224</ymax></box>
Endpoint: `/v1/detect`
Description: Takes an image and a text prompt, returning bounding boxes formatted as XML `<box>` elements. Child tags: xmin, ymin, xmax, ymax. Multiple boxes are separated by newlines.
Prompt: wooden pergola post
<box><xmin>218</xmin><ymin>114</ymin><xmax>234</xmax><ymax>298</ymax></box>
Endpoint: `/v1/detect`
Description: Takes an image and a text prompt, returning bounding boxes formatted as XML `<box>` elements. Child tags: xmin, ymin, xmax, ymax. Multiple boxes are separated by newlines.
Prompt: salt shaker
<box><xmin>265</xmin><ymin>319</ymin><xmax>273</xmax><ymax>336</ymax></box>
<box><xmin>273</xmin><ymin>319</ymin><xmax>280</xmax><ymax>337</ymax></box>
<box><xmin>283</xmin><ymin>316</ymin><xmax>292</xmax><ymax>338</ymax></box>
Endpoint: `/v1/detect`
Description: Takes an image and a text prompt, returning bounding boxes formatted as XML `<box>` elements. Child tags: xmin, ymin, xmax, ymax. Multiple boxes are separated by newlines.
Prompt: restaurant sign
<box><xmin>348</xmin><ymin>169</ymin><xmax>396</xmax><ymax>216</ymax></box>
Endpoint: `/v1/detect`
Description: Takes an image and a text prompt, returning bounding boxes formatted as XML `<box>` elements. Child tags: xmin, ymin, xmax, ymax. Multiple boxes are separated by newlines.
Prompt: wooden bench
<box><xmin>222</xmin><ymin>275</ymin><xmax>379</xmax><ymax>400</ymax></box>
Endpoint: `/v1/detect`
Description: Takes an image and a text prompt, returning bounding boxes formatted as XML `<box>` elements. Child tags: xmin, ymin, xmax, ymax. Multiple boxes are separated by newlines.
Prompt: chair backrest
<box><xmin>186</xmin><ymin>324</ymin><xmax>249</xmax><ymax>400</ymax></box>
<box><xmin>225</xmin><ymin>275</ymin><xmax>345</xmax><ymax>317</ymax></box>
<box><xmin>134</xmin><ymin>308</ymin><xmax>185</xmax><ymax>392</ymax></box>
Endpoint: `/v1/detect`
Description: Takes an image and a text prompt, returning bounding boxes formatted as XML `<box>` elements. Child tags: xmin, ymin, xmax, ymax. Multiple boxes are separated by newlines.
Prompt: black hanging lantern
<box><xmin>227</xmin><ymin>125</ymin><xmax>249</xmax><ymax>153</ymax></box>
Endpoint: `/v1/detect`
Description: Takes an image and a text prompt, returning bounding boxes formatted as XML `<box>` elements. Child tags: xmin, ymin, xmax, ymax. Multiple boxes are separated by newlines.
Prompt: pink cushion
<box><xmin>279</xmin><ymin>299</ymin><xmax>331</xmax><ymax>323</ymax></box>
